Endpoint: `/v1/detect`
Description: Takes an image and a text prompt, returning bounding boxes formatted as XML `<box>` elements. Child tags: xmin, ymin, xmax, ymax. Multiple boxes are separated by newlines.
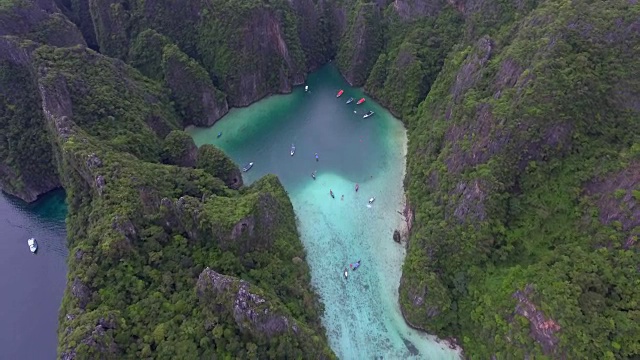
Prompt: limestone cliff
<box><xmin>197</xmin><ymin>268</ymin><xmax>336</xmax><ymax>359</ymax></box>
<box><xmin>399</xmin><ymin>0</ymin><xmax>640</xmax><ymax>357</ymax></box>
<box><xmin>336</xmin><ymin>0</ymin><xmax>383</xmax><ymax>86</ymax></box>
<box><xmin>162</xmin><ymin>44</ymin><xmax>229</xmax><ymax>127</ymax></box>
<box><xmin>0</xmin><ymin>0</ymin><xmax>86</xmax><ymax>47</ymax></box>
<box><xmin>0</xmin><ymin>37</ymin><xmax>60</xmax><ymax>202</ymax></box>
<box><xmin>27</xmin><ymin>45</ymin><xmax>334</xmax><ymax>358</ymax></box>
<box><xmin>196</xmin><ymin>144</ymin><xmax>243</xmax><ymax>190</ymax></box>
<box><xmin>288</xmin><ymin>0</ymin><xmax>348</xmax><ymax>70</ymax></box>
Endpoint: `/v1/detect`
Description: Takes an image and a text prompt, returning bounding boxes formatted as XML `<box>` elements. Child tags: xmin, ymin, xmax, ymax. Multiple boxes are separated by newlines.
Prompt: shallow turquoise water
<box><xmin>0</xmin><ymin>190</ymin><xmax>68</xmax><ymax>359</ymax></box>
<box><xmin>188</xmin><ymin>65</ymin><xmax>460</xmax><ymax>359</ymax></box>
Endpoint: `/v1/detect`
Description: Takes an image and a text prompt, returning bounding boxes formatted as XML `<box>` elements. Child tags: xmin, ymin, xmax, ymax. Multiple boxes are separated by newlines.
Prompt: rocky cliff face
<box><xmin>0</xmin><ymin>0</ymin><xmax>86</xmax><ymax>47</ymax></box>
<box><xmin>196</xmin><ymin>144</ymin><xmax>243</xmax><ymax>189</ymax></box>
<box><xmin>336</xmin><ymin>0</ymin><xmax>383</xmax><ymax>86</ymax></box>
<box><xmin>197</xmin><ymin>268</ymin><xmax>335</xmax><ymax>358</ymax></box>
<box><xmin>398</xmin><ymin>0</ymin><xmax>640</xmax><ymax>357</ymax></box>
<box><xmin>288</xmin><ymin>0</ymin><xmax>348</xmax><ymax>70</ymax></box>
<box><xmin>0</xmin><ymin>37</ymin><xmax>61</xmax><ymax>202</ymax></box>
<box><xmin>162</xmin><ymin>44</ymin><xmax>229</xmax><ymax>126</ymax></box>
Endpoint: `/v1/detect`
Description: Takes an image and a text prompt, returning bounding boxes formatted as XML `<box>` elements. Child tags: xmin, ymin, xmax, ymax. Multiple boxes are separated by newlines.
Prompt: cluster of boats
<box><xmin>337</xmin><ymin>89</ymin><xmax>375</xmax><ymax>119</ymax></box>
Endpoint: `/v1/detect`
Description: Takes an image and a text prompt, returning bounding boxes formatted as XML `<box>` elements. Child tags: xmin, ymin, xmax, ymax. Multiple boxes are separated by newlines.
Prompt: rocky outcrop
<box><xmin>161</xmin><ymin>130</ymin><xmax>198</xmax><ymax>168</ymax></box>
<box><xmin>337</xmin><ymin>1</ymin><xmax>383</xmax><ymax>86</ymax></box>
<box><xmin>512</xmin><ymin>285</ymin><xmax>561</xmax><ymax>356</ymax></box>
<box><xmin>393</xmin><ymin>0</ymin><xmax>447</xmax><ymax>20</ymax></box>
<box><xmin>196</xmin><ymin>144</ymin><xmax>243</xmax><ymax>189</ymax></box>
<box><xmin>162</xmin><ymin>44</ymin><xmax>229</xmax><ymax>127</ymax></box>
<box><xmin>0</xmin><ymin>0</ymin><xmax>86</xmax><ymax>47</ymax></box>
<box><xmin>197</xmin><ymin>268</ymin><xmax>335</xmax><ymax>358</ymax></box>
<box><xmin>59</xmin><ymin>311</ymin><xmax>121</xmax><ymax>359</ymax></box>
<box><xmin>585</xmin><ymin>162</ymin><xmax>640</xmax><ymax>249</ymax></box>
<box><xmin>197</xmin><ymin>268</ymin><xmax>301</xmax><ymax>337</ymax></box>
<box><xmin>170</xmin><ymin>176</ymin><xmax>288</xmax><ymax>253</ymax></box>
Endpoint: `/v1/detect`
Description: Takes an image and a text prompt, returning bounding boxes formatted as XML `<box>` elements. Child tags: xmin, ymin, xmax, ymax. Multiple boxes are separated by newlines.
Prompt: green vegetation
<box><xmin>1</xmin><ymin>0</ymin><xmax>639</xmax><ymax>358</ymax></box>
<box><xmin>0</xmin><ymin>40</ymin><xmax>59</xmax><ymax>201</ymax></box>
<box><xmin>197</xmin><ymin>144</ymin><xmax>242</xmax><ymax>189</ymax></box>
<box><xmin>29</xmin><ymin>47</ymin><xmax>335</xmax><ymax>358</ymax></box>
<box><xmin>336</xmin><ymin>0</ymin><xmax>383</xmax><ymax>85</ymax></box>
<box><xmin>365</xmin><ymin>7</ymin><xmax>463</xmax><ymax>118</ymax></box>
<box><xmin>161</xmin><ymin>130</ymin><xmax>197</xmax><ymax>167</ymax></box>
<box><xmin>399</xmin><ymin>0</ymin><xmax>640</xmax><ymax>357</ymax></box>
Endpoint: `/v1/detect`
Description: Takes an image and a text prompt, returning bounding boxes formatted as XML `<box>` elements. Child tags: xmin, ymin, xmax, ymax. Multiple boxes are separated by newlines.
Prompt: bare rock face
<box><xmin>220</xmin><ymin>6</ymin><xmax>306</xmax><ymax>106</ymax></box>
<box><xmin>337</xmin><ymin>1</ymin><xmax>383</xmax><ymax>86</ymax></box>
<box><xmin>512</xmin><ymin>285</ymin><xmax>561</xmax><ymax>356</ymax></box>
<box><xmin>71</xmin><ymin>277</ymin><xmax>91</xmax><ymax>309</ymax></box>
<box><xmin>585</xmin><ymin>162</ymin><xmax>640</xmax><ymax>248</ymax></box>
<box><xmin>197</xmin><ymin>268</ymin><xmax>301</xmax><ymax>338</ymax></box>
<box><xmin>59</xmin><ymin>311</ymin><xmax>121</xmax><ymax>359</ymax></box>
<box><xmin>161</xmin><ymin>44</ymin><xmax>229</xmax><ymax>127</ymax></box>
<box><xmin>393</xmin><ymin>0</ymin><xmax>447</xmax><ymax>20</ymax></box>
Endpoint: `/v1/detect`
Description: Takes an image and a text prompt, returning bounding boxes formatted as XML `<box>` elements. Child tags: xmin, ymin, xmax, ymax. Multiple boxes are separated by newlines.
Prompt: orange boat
<box><xmin>356</xmin><ymin>97</ymin><xmax>365</xmax><ymax>105</ymax></box>
<box><xmin>337</xmin><ymin>89</ymin><xmax>344</xmax><ymax>97</ymax></box>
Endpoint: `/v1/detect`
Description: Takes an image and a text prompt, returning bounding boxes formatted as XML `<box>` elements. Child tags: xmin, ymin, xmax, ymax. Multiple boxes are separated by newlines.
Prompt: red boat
<box><xmin>337</xmin><ymin>89</ymin><xmax>344</xmax><ymax>98</ymax></box>
<box><xmin>356</xmin><ymin>97</ymin><xmax>365</xmax><ymax>105</ymax></box>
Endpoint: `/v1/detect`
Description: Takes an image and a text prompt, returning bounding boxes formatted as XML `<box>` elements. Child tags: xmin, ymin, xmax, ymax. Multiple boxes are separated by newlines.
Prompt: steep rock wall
<box><xmin>0</xmin><ymin>37</ymin><xmax>60</xmax><ymax>202</ymax></box>
<box><xmin>336</xmin><ymin>0</ymin><xmax>383</xmax><ymax>86</ymax></box>
<box><xmin>0</xmin><ymin>0</ymin><xmax>86</xmax><ymax>47</ymax></box>
<box><xmin>400</xmin><ymin>0</ymin><xmax>640</xmax><ymax>357</ymax></box>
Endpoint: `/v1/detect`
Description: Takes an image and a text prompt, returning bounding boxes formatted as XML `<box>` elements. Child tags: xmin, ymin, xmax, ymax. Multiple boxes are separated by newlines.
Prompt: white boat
<box><xmin>363</xmin><ymin>111</ymin><xmax>375</xmax><ymax>119</ymax></box>
<box><xmin>368</xmin><ymin>197</ymin><xmax>375</xmax><ymax>204</ymax></box>
<box><xmin>344</xmin><ymin>269</ymin><xmax>348</xmax><ymax>279</ymax></box>
<box><xmin>290</xmin><ymin>144</ymin><xmax>295</xmax><ymax>156</ymax></box>
<box><xmin>243</xmin><ymin>162</ymin><xmax>254</xmax><ymax>172</ymax></box>
<box><xmin>305</xmin><ymin>85</ymin><xmax>309</xmax><ymax>92</ymax></box>
<box><xmin>28</xmin><ymin>238</ymin><xmax>37</xmax><ymax>253</ymax></box>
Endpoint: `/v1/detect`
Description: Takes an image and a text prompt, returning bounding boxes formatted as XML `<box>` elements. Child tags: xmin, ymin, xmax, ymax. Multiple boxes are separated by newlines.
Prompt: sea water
<box><xmin>188</xmin><ymin>65</ymin><xmax>460</xmax><ymax>359</ymax></box>
<box><xmin>0</xmin><ymin>190</ymin><xmax>68</xmax><ymax>359</ymax></box>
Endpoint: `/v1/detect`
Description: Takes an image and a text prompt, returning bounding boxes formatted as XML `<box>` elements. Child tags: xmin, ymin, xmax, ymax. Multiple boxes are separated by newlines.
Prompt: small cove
<box><xmin>188</xmin><ymin>65</ymin><xmax>460</xmax><ymax>359</ymax></box>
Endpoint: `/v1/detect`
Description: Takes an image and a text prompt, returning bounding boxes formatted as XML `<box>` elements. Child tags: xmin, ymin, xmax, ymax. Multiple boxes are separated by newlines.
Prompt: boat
<box><xmin>346</xmin><ymin>97</ymin><xmax>354</xmax><ymax>104</ymax></box>
<box><xmin>355</xmin><ymin>183</ymin><xmax>359</xmax><ymax>192</ymax></box>
<box><xmin>242</xmin><ymin>162</ymin><xmax>254</xmax><ymax>172</ymax></box>
<box><xmin>363</xmin><ymin>111</ymin><xmax>375</xmax><ymax>119</ymax></box>
<box><xmin>344</xmin><ymin>269</ymin><xmax>348</xmax><ymax>279</ymax></box>
<box><xmin>337</xmin><ymin>89</ymin><xmax>344</xmax><ymax>98</ymax></box>
<box><xmin>217</xmin><ymin>132</ymin><xmax>222</xmax><ymax>138</ymax></box>
<box><xmin>330</xmin><ymin>189</ymin><xmax>335</xmax><ymax>198</ymax></box>
<box><xmin>311</xmin><ymin>171</ymin><xmax>317</xmax><ymax>180</ymax></box>
<box><xmin>290</xmin><ymin>144</ymin><xmax>295</xmax><ymax>156</ymax></box>
<box><xmin>351</xmin><ymin>260</ymin><xmax>361</xmax><ymax>270</ymax></box>
<box><xmin>315</xmin><ymin>153</ymin><xmax>319</xmax><ymax>161</ymax></box>
<box><xmin>305</xmin><ymin>85</ymin><xmax>309</xmax><ymax>92</ymax></box>
<box><xmin>28</xmin><ymin>238</ymin><xmax>37</xmax><ymax>253</ymax></box>
<box><xmin>368</xmin><ymin>197</ymin><xmax>375</xmax><ymax>204</ymax></box>
<box><xmin>356</xmin><ymin>97</ymin><xmax>366</xmax><ymax>105</ymax></box>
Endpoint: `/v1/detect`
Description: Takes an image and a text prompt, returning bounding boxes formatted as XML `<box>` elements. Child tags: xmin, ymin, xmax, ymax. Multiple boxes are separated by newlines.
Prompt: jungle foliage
<box><xmin>1</xmin><ymin>0</ymin><xmax>639</xmax><ymax>358</ymax></box>
<box><xmin>400</xmin><ymin>0</ymin><xmax>640</xmax><ymax>358</ymax></box>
